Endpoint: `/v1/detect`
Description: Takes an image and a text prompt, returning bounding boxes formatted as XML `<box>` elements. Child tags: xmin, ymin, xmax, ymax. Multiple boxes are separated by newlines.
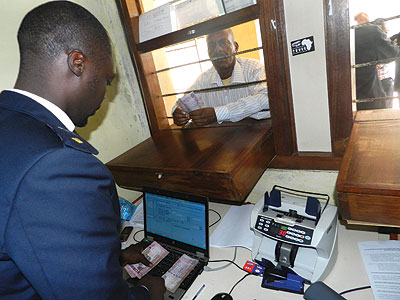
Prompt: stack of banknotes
<box><xmin>177</xmin><ymin>92</ymin><xmax>201</xmax><ymax>113</ymax></box>
<box><xmin>124</xmin><ymin>241</ymin><xmax>199</xmax><ymax>293</ymax></box>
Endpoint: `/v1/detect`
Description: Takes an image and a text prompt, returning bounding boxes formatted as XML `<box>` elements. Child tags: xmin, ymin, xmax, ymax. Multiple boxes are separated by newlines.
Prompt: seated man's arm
<box><xmin>174</xmin><ymin>59</ymin><xmax>269</xmax><ymax>126</ymax></box>
<box><xmin>191</xmin><ymin>59</ymin><xmax>269</xmax><ymax>125</ymax></box>
<box><xmin>213</xmin><ymin>62</ymin><xmax>269</xmax><ymax>123</ymax></box>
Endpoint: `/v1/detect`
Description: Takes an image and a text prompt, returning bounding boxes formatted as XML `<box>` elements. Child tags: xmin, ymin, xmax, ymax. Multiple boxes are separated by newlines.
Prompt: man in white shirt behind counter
<box><xmin>172</xmin><ymin>28</ymin><xmax>270</xmax><ymax>126</ymax></box>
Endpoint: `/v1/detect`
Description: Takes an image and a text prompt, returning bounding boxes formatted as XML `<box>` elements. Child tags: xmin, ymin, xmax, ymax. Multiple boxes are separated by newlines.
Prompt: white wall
<box><xmin>284</xmin><ymin>0</ymin><xmax>332</xmax><ymax>152</ymax></box>
<box><xmin>0</xmin><ymin>0</ymin><xmax>150</xmax><ymax>201</ymax></box>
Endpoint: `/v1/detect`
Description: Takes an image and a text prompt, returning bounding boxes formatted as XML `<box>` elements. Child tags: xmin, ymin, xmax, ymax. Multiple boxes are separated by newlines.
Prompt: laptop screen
<box><xmin>143</xmin><ymin>187</ymin><xmax>209</xmax><ymax>255</ymax></box>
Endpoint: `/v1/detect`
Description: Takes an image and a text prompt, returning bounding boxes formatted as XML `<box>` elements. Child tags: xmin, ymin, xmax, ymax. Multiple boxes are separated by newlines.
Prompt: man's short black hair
<box><xmin>17</xmin><ymin>1</ymin><xmax>111</xmax><ymax>71</ymax></box>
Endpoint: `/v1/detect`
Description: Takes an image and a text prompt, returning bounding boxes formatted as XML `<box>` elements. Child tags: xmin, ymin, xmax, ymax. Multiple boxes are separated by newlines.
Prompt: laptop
<box><xmin>141</xmin><ymin>186</ymin><xmax>210</xmax><ymax>300</ymax></box>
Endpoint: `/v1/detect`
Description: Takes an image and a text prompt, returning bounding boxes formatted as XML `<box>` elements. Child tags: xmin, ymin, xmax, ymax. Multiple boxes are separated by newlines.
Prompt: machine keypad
<box><xmin>255</xmin><ymin>215</ymin><xmax>313</xmax><ymax>245</ymax></box>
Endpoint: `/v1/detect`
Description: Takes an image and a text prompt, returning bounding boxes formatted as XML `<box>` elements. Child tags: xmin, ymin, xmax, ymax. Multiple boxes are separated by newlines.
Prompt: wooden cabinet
<box><xmin>336</xmin><ymin>109</ymin><xmax>400</xmax><ymax>226</ymax></box>
<box><xmin>107</xmin><ymin>120</ymin><xmax>275</xmax><ymax>204</ymax></box>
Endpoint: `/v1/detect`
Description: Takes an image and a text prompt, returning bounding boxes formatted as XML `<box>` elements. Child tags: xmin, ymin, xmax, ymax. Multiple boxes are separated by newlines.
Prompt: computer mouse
<box><xmin>211</xmin><ymin>292</ymin><xmax>233</xmax><ymax>300</ymax></box>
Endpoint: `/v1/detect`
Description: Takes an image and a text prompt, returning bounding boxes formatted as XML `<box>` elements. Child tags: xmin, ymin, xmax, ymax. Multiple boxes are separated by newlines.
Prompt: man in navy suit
<box><xmin>0</xmin><ymin>1</ymin><xmax>164</xmax><ymax>299</ymax></box>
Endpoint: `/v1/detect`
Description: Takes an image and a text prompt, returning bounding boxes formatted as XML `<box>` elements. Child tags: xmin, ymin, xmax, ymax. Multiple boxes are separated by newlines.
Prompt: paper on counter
<box><xmin>126</xmin><ymin>202</ymin><xmax>144</xmax><ymax>229</ymax></box>
<box><xmin>358</xmin><ymin>240</ymin><xmax>400</xmax><ymax>300</ymax></box>
<box><xmin>210</xmin><ymin>204</ymin><xmax>254</xmax><ymax>250</ymax></box>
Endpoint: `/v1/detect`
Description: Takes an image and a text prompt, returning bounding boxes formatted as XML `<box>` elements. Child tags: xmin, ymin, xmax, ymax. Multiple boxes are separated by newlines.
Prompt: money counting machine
<box><xmin>250</xmin><ymin>185</ymin><xmax>338</xmax><ymax>285</ymax></box>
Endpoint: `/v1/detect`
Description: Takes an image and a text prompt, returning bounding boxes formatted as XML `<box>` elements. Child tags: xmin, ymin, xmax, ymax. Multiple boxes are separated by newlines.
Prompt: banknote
<box><xmin>162</xmin><ymin>254</ymin><xmax>199</xmax><ymax>293</ymax></box>
<box><xmin>177</xmin><ymin>92</ymin><xmax>201</xmax><ymax>113</ymax></box>
<box><xmin>124</xmin><ymin>241</ymin><xmax>169</xmax><ymax>279</ymax></box>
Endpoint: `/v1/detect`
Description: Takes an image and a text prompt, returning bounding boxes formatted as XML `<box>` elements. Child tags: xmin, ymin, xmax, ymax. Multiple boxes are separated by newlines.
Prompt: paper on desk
<box><xmin>126</xmin><ymin>202</ymin><xmax>144</xmax><ymax>229</ymax></box>
<box><xmin>210</xmin><ymin>204</ymin><xmax>254</xmax><ymax>250</ymax></box>
<box><xmin>358</xmin><ymin>240</ymin><xmax>400</xmax><ymax>300</ymax></box>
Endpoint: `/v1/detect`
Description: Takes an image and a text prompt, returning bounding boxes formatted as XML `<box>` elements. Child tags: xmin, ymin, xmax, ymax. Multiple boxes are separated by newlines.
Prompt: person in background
<box><xmin>0</xmin><ymin>1</ymin><xmax>165</xmax><ymax>299</ymax></box>
<box><xmin>353</xmin><ymin>12</ymin><xmax>399</xmax><ymax>110</ymax></box>
<box><xmin>375</xmin><ymin>18</ymin><xmax>395</xmax><ymax>98</ymax></box>
<box><xmin>390</xmin><ymin>32</ymin><xmax>400</xmax><ymax>94</ymax></box>
<box><xmin>172</xmin><ymin>28</ymin><xmax>269</xmax><ymax>126</ymax></box>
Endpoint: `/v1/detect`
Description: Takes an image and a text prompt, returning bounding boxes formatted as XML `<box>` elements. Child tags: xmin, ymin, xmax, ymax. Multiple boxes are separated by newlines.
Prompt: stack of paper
<box><xmin>210</xmin><ymin>204</ymin><xmax>255</xmax><ymax>250</ymax></box>
<box><xmin>358</xmin><ymin>240</ymin><xmax>400</xmax><ymax>300</ymax></box>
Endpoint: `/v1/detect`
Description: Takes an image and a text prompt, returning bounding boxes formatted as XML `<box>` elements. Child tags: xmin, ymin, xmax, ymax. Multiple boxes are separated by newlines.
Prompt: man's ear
<box><xmin>234</xmin><ymin>42</ymin><xmax>239</xmax><ymax>53</ymax></box>
<box><xmin>67</xmin><ymin>50</ymin><xmax>85</xmax><ymax>77</ymax></box>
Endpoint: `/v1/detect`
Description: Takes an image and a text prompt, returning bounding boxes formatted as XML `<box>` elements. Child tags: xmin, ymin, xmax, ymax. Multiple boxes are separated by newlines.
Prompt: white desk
<box><xmin>124</xmin><ymin>169</ymin><xmax>381</xmax><ymax>300</ymax></box>
<box><xmin>126</xmin><ymin>201</ymin><xmax>376</xmax><ymax>300</ymax></box>
<box><xmin>177</xmin><ymin>202</ymin><xmax>376</xmax><ymax>300</ymax></box>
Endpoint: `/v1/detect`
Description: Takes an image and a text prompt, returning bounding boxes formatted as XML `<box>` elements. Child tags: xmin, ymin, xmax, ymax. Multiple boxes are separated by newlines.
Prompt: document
<box><xmin>125</xmin><ymin>202</ymin><xmax>144</xmax><ymax>229</ymax></box>
<box><xmin>175</xmin><ymin>0</ymin><xmax>221</xmax><ymax>29</ymax></box>
<box><xmin>358</xmin><ymin>240</ymin><xmax>400</xmax><ymax>300</ymax></box>
<box><xmin>210</xmin><ymin>204</ymin><xmax>254</xmax><ymax>250</ymax></box>
<box><xmin>222</xmin><ymin>0</ymin><xmax>256</xmax><ymax>13</ymax></box>
<box><xmin>125</xmin><ymin>241</ymin><xmax>169</xmax><ymax>279</ymax></box>
<box><xmin>162</xmin><ymin>254</ymin><xmax>199</xmax><ymax>293</ymax></box>
<box><xmin>139</xmin><ymin>3</ymin><xmax>177</xmax><ymax>42</ymax></box>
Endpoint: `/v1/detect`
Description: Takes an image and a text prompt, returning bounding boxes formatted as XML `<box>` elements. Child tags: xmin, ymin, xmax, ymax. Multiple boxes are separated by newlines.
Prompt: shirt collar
<box><xmin>7</xmin><ymin>89</ymin><xmax>75</xmax><ymax>132</ymax></box>
<box><xmin>210</xmin><ymin>58</ymin><xmax>245</xmax><ymax>85</ymax></box>
<box><xmin>230</xmin><ymin>59</ymin><xmax>245</xmax><ymax>84</ymax></box>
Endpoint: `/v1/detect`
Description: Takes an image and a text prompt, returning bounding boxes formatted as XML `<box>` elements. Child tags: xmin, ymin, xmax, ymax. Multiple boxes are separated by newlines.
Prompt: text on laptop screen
<box><xmin>145</xmin><ymin>192</ymin><xmax>207</xmax><ymax>250</ymax></box>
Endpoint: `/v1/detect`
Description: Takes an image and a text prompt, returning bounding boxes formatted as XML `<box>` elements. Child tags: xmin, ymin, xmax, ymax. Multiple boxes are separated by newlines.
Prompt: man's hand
<box><xmin>120</xmin><ymin>243</ymin><xmax>150</xmax><ymax>267</ymax></box>
<box><xmin>172</xmin><ymin>107</ymin><xmax>189</xmax><ymax>126</ymax></box>
<box><xmin>189</xmin><ymin>107</ymin><xmax>217</xmax><ymax>126</ymax></box>
<box><xmin>137</xmin><ymin>276</ymin><xmax>166</xmax><ymax>300</ymax></box>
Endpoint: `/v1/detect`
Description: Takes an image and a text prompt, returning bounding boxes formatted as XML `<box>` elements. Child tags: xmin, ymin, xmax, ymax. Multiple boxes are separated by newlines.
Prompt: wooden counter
<box><xmin>336</xmin><ymin>109</ymin><xmax>400</xmax><ymax>226</ymax></box>
<box><xmin>106</xmin><ymin>120</ymin><xmax>275</xmax><ymax>204</ymax></box>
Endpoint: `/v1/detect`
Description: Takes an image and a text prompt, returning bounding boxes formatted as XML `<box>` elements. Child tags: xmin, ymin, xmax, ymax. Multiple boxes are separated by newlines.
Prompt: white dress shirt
<box><xmin>7</xmin><ymin>89</ymin><xmax>75</xmax><ymax>132</ymax></box>
<box><xmin>188</xmin><ymin>57</ymin><xmax>270</xmax><ymax>123</ymax></box>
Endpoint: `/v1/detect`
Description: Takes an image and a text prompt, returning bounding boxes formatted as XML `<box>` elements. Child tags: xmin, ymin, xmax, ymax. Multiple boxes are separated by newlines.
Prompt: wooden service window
<box><xmin>115</xmin><ymin>0</ymin><xmax>296</xmax><ymax>156</ymax></box>
<box><xmin>112</xmin><ymin>0</ymin><xmax>357</xmax><ymax>177</ymax></box>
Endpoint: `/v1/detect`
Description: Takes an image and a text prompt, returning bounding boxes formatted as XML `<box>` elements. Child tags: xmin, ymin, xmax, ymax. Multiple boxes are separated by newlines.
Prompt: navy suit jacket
<box><xmin>0</xmin><ymin>91</ymin><xmax>149</xmax><ymax>300</ymax></box>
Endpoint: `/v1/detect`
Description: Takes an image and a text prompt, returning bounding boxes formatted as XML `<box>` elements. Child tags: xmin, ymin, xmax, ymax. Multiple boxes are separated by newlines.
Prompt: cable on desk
<box><xmin>205</xmin><ymin>248</ymin><xmax>243</xmax><ymax>272</ymax></box>
<box><xmin>229</xmin><ymin>273</ymin><xmax>252</xmax><ymax>295</ymax></box>
<box><xmin>133</xmin><ymin>229</ymin><xmax>144</xmax><ymax>243</ymax></box>
<box><xmin>339</xmin><ymin>285</ymin><xmax>371</xmax><ymax>296</ymax></box>
<box><xmin>132</xmin><ymin>194</ymin><xmax>143</xmax><ymax>205</ymax></box>
<box><xmin>209</xmin><ymin>209</ymin><xmax>221</xmax><ymax>227</ymax></box>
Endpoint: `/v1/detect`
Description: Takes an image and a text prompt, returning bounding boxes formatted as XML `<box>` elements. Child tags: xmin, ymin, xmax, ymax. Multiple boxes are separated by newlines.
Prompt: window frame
<box><xmin>115</xmin><ymin>0</ymin><xmax>354</xmax><ymax>164</ymax></box>
<box><xmin>324</xmin><ymin>0</ymin><xmax>353</xmax><ymax>157</ymax></box>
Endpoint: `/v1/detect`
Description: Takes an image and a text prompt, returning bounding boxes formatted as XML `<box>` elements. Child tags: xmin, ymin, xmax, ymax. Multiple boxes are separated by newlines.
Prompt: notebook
<box><xmin>142</xmin><ymin>186</ymin><xmax>210</xmax><ymax>300</ymax></box>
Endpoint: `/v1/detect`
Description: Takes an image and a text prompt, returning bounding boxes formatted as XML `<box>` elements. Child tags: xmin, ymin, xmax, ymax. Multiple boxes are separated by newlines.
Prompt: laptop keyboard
<box><xmin>150</xmin><ymin>251</ymin><xmax>181</xmax><ymax>276</ymax></box>
<box><xmin>148</xmin><ymin>247</ymin><xmax>204</xmax><ymax>289</ymax></box>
